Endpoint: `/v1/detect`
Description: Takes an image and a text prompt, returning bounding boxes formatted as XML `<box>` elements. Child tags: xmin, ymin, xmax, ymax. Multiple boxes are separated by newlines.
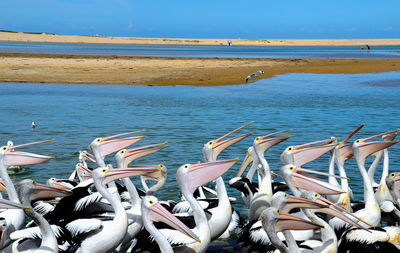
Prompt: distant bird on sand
<box><xmin>31</xmin><ymin>121</ymin><xmax>36</xmax><ymax>129</ymax></box>
<box><xmin>245</xmin><ymin>70</ymin><xmax>264</xmax><ymax>83</ymax></box>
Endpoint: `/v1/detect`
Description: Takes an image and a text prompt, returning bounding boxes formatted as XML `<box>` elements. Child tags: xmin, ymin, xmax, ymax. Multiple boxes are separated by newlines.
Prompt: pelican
<box><xmin>88</xmin><ymin>130</ymin><xmax>145</xmax><ymax>201</ymax></box>
<box><xmin>0</xmin><ymin>140</ymin><xmax>53</xmax><ymax>249</ymax></box>
<box><xmin>4</xmin><ymin>179</ymin><xmax>72</xmax><ymax>253</ymax></box>
<box><xmin>141</xmin><ymin>195</ymin><xmax>200</xmax><ymax>253</ymax></box>
<box><xmin>245</xmin><ymin>70</ymin><xmax>264</xmax><ymax>83</ymax></box>
<box><xmin>63</xmin><ymin>166</ymin><xmax>159</xmax><ymax>252</ymax></box>
<box><xmin>329</xmin><ymin>129</ymin><xmax>399</xmax><ymax>237</ymax></box>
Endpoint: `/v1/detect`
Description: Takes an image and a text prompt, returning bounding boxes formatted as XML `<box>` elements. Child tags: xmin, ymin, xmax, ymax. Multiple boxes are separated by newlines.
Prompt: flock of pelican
<box><xmin>0</xmin><ymin>122</ymin><xmax>399</xmax><ymax>253</ymax></box>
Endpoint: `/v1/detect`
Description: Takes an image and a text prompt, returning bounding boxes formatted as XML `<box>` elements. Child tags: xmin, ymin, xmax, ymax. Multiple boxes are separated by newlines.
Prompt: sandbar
<box><xmin>1</xmin><ymin>31</ymin><xmax>400</xmax><ymax>46</ymax></box>
<box><xmin>1</xmin><ymin>52</ymin><xmax>400</xmax><ymax>86</ymax></box>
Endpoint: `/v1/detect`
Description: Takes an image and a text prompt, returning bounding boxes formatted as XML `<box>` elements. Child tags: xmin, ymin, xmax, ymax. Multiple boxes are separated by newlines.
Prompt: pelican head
<box><xmin>88</xmin><ymin>130</ymin><xmax>146</xmax><ymax>162</ymax></box>
<box><xmin>93</xmin><ymin>165</ymin><xmax>159</xmax><ymax>185</ymax></box>
<box><xmin>114</xmin><ymin>142</ymin><xmax>167</xmax><ymax>168</ymax></box>
<box><xmin>142</xmin><ymin>195</ymin><xmax>200</xmax><ymax>243</ymax></box>
<box><xmin>253</xmin><ymin>129</ymin><xmax>292</xmax><ymax>156</ymax></box>
<box><xmin>0</xmin><ymin>142</ymin><xmax>54</xmax><ymax>167</ymax></box>
<box><xmin>202</xmin><ymin>122</ymin><xmax>254</xmax><ymax>161</ymax></box>
<box><xmin>280</xmin><ymin>164</ymin><xmax>347</xmax><ymax>196</ymax></box>
<box><xmin>280</xmin><ymin>138</ymin><xmax>337</xmax><ymax>166</ymax></box>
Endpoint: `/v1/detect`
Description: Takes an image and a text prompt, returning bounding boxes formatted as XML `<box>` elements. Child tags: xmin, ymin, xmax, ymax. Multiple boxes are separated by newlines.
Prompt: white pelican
<box><xmin>329</xmin><ymin>129</ymin><xmax>399</xmax><ymax>237</ymax></box>
<box><xmin>141</xmin><ymin>195</ymin><xmax>200</xmax><ymax>253</ymax></box>
<box><xmin>0</xmin><ymin>140</ymin><xmax>53</xmax><ymax>249</ymax></box>
<box><xmin>5</xmin><ymin>179</ymin><xmax>72</xmax><ymax>253</ymax></box>
<box><xmin>64</xmin><ymin>166</ymin><xmax>159</xmax><ymax>252</ymax></box>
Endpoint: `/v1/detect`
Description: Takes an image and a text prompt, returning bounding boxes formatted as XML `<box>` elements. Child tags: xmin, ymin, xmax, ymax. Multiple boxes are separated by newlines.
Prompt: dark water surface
<box><xmin>1</xmin><ymin>72</ymin><xmax>400</xmax><ymax>219</ymax></box>
<box><xmin>1</xmin><ymin>41</ymin><xmax>400</xmax><ymax>58</ymax></box>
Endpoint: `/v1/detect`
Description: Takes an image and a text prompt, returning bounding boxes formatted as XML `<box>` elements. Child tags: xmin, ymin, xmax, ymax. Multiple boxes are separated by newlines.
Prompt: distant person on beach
<box><xmin>360</xmin><ymin>46</ymin><xmax>364</xmax><ymax>52</ymax></box>
<box><xmin>366</xmin><ymin>44</ymin><xmax>370</xmax><ymax>52</ymax></box>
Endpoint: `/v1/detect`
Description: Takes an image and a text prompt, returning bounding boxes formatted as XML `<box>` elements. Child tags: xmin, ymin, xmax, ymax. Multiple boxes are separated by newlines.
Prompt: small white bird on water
<box><xmin>31</xmin><ymin>122</ymin><xmax>36</xmax><ymax>129</ymax></box>
<box><xmin>245</xmin><ymin>70</ymin><xmax>264</xmax><ymax>83</ymax></box>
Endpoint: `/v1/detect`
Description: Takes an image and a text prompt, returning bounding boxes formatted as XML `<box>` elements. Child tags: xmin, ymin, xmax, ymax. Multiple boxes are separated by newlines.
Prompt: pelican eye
<box><xmin>314</xmin><ymin>193</ymin><xmax>319</xmax><ymax>198</ymax></box>
<box><xmin>31</xmin><ymin>180</ymin><xmax>35</xmax><ymax>185</ymax></box>
<box><xmin>208</xmin><ymin>141</ymin><xmax>213</xmax><ymax>146</ymax></box>
<box><xmin>1</xmin><ymin>224</ymin><xmax>5</xmax><ymax>227</ymax></box>
<box><xmin>276</xmin><ymin>209</ymin><xmax>280</xmax><ymax>214</ymax></box>
<box><xmin>184</xmin><ymin>165</ymin><xmax>189</xmax><ymax>169</ymax></box>
<box><xmin>288</xmin><ymin>147</ymin><xmax>293</xmax><ymax>151</ymax></box>
<box><xmin>96</xmin><ymin>138</ymin><xmax>101</xmax><ymax>143</ymax></box>
<box><xmin>1</xmin><ymin>146</ymin><xmax>7</xmax><ymax>151</ymax></box>
<box><xmin>391</xmin><ymin>173</ymin><xmax>396</xmax><ymax>178</ymax></box>
<box><xmin>355</xmin><ymin>139</ymin><xmax>360</xmax><ymax>143</ymax></box>
<box><xmin>289</xmin><ymin>166</ymin><xmax>295</xmax><ymax>171</ymax></box>
<box><xmin>102</xmin><ymin>168</ymin><xmax>108</xmax><ymax>173</ymax></box>
<box><xmin>149</xmin><ymin>200</ymin><xmax>154</xmax><ymax>205</ymax></box>
<box><xmin>255</xmin><ymin>137</ymin><xmax>260</xmax><ymax>142</ymax></box>
<box><xmin>51</xmin><ymin>178</ymin><xmax>56</xmax><ymax>181</ymax></box>
<box><xmin>284</xmin><ymin>193</ymin><xmax>287</xmax><ymax>197</ymax></box>
<box><xmin>159</xmin><ymin>164</ymin><xmax>163</xmax><ymax>168</ymax></box>
<box><xmin>120</xmin><ymin>150</ymin><xmax>125</xmax><ymax>154</ymax></box>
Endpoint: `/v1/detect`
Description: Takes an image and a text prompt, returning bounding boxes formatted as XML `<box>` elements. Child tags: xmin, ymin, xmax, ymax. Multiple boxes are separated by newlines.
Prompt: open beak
<box><xmin>148</xmin><ymin>201</ymin><xmax>200</xmax><ymax>243</ymax></box>
<box><xmin>30</xmin><ymin>183</ymin><xmax>72</xmax><ymax>201</ymax></box>
<box><xmin>4</xmin><ymin>151</ymin><xmax>53</xmax><ymax>167</ymax></box>
<box><xmin>136</xmin><ymin>164</ymin><xmax>167</xmax><ymax>182</ymax></box>
<box><xmin>0</xmin><ymin>180</ymin><xmax>7</xmax><ymax>193</ymax></box>
<box><xmin>211</xmin><ymin>122</ymin><xmax>254</xmax><ymax>160</ymax></box>
<box><xmin>315</xmin><ymin>196</ymin><xmax>373</xmax><ymax>230</ymax></box>
<box><xmin>275</xmin><ymin>213</ymin><xmax>324</xmax><ymax>232</ymax></box>
<box><xmin>185</xmin><ymin>159</ymin><xmax>239</xmax><ymax>194</ymax></box>
<box><xmin>98</xmin><ymin>130</ymin><xmax>146</xmax><ymax>159</ymax></box>
<box><xmin>103</xmin><ymin>166</ymin><xmax>159</xmax><ymax>185</ymax></box>
<box><xmin>236</xmin><ymin>149</ymin><xmax>254</xmax><ymax>177</ymax></box>
<box><xmin>122</xmin><ymin>142</ymin><xmax>168</xmax><ymax>167</ymax></box>
<box><xmin>337</xmin><ymin>144</ymin><xmax>353</xmax><ymax>163</ymax></box>
<box><xmin>81</xmin><ymin>151</ymin><xmax>96</xmax><ymax>163</ymax></box>
<box><xmin>76</xmin><ymin>163</ymin><xmax>93</xmax><ymax>181</ymax></box>
<box><xmin>257</xmin><ymin>129</ymin><xmax>292</xmax><ymax>153</ymax></box>
<box><xmin>282</xmin><ymin>194</ymin><xmax>329</xmax><ymax>212</ymax></box>
<box><xmin>291</xmin><ymin>167</ymin><xmax>347</xmax><ymax>195</ymax></box>
<box><xmin>292</xmin><ymin>143</ymin><xmax>337</xmax><ymax>167</ymax></box>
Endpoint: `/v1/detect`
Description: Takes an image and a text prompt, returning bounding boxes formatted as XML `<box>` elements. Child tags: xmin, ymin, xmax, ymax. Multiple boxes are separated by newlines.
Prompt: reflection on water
<box><xmin>1</xmin><ymin>72</ymin><xmax>400</xmax><ymax>218</ymax></box>
<box><xmin>1</xmin><ymin>41</ymin><xmax>400</xmax><ymax>59</ymax></box>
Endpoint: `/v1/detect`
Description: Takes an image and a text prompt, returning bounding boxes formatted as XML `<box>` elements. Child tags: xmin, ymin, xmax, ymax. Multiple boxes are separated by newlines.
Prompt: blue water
<box><xmin>1</xmin><ymin>72</ymin><xmax>400</xmax><ymax>219</ymax></box>
<box><xmin>1</xmin><ymin>41</ymin><xmax>400</xmax><ymax>58</ymax></box>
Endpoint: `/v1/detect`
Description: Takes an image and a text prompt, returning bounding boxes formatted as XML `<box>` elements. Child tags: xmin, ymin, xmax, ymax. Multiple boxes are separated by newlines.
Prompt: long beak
<box><xmin>103</xmin><ymin>166</ymin><xmax>158</xmax><ymax>185</ymax></box>
<box><xmin>282</xmin><ymin>195</ymin><xmax>329</xmax><ymax>212</ymax></box>
<box><xmin>236</xmin><ymin>150</ymin><xmax>254</xmax><ymax>177</ymax></box>
<box><xmin>4</xmin><ymin>151</ymin><xmax>53</xmax><ymax>167</ymax></box>
<box><xmin>186</xmin><ymin>159</ymin><xmax>239</xmax><ymax>194</ymax></box>
<box><xmin>130</xmin><ymin>164</ymin><xmax>166</xmax><ymax>181</ymax></box>
<box><xmin>276</xmin><ymin>213</ymin><xmax>324</xmax><ymax>232</ymax></box>
<box><xmin>8</xmin><ymin>139</ymin><xmax>55</xmax><ymax>150</ymax></box>
<box><xmin>315</xmin><ymin>196</ymin><xmax>373</xmax><ymax>230</ymax></box>
<box><xmin>100</xmin><ymin>133</ymin><xmax>145</xmax><ymax>159</ymax></box>
<box><xmin>148</xmin><ymin>202</ymin><xmax>200</xmax><ymax>242</ymax></box>
<box><xmin>259</xmin><ymin>135</ymin><xmax>292</xmax><ymax>154</ymax></box>
<box><xmin>77</xmin><ymin>163</ymin><xmax>93</xmax><ymax>181</ymax></box>
<box><xmin>341</xmin><ymin>124</ymin><xmax>365</xmax><ymax>145</ymax></box>
<box><xmin>294</xmin><ymin>138</ymin><xmax>334</xmax><ymax>149</ymax></box>
<box><xmin>213</xmin><ymin>132</ymin><xmax>254</xmax><ymax>160</ymax></box>
<box><xmin>292</xmin><ymin>167</ymin><xmax>347</xmax><ymax>195</ymax></box>
<box><xmin>122</xmin><ymin>142</ymin><xmax>168</xmax><ymax>167</ymax></box>
<box><xmin>357</xmin><ymin>141</ymin><xmax>399</xmax><ymax>163</ymax></box>
<box><xmin>362</xmin><ymin>129</ymin><xmax>400</xmax><ymax>142</ymax></box>
<box><xmin>292</xmin><ymin>144</ymin><xmax>336</xmax><ymax>166</ymax></box>
<box><xmin>0</xmin><ymin>199</ymin><xmax>31</xmax><ymax>210</ymax></box>
<box><xmin>81</xmin><ymin>151</ymin><xmax>96</xmax><ymax>163</ymax></box>
<box><xmin>337</xmin><ymin>144</ymin><xmax>353</xmax><ymax>163</ymax></box>
<box><xmin>31</xmin><ymin>183</ymin><xmax>72</xmax><ymax>201</ymax></box>
<box><xmin>49</xmin><ymin>179</ymin><xmax>76</xmax><ymax>191</ymax></box>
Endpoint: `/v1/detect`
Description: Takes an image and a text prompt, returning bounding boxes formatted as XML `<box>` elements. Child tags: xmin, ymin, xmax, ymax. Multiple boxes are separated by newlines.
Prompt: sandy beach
<box><xmin>1</xmin><ymin>52</ymin><xmax>400</xmax><ymax>86</ymax></box>
<box><xmin>1</xmin><ymin>32</ymin><xmax>400</xmax><ymax>86</ymax></box>
<box><xmin>2</xmin><ymin>31</ymin><xmax>400</xmax><ymax>46</ymax></box>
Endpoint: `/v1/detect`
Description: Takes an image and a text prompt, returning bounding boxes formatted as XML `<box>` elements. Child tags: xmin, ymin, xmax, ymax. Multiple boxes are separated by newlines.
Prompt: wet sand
<box><xmin>1</xmin><ymin>52</ymin><xmax>400</xmax><ymax>86</ymax></box>
<box><xmin>2</xmin><ymin>31</ymin><xmax>400</xmax><ymax>46</ymax></box>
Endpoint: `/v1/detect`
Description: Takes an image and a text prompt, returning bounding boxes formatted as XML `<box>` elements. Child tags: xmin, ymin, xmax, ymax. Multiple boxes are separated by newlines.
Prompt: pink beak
<box><xmin>122</xmin><ymin>142</ymin><xmax>168</xmax><ymax>167</ymax></box>
<box><xmin>257</xmin><ymin>129</ymin><xmax>292</xmax><ymax>153</ymax></box>
<box><xmin>275</xmin><ymin>212</ymin><xmax>324</xmax><ymax>232</ymax></box>
<box><xmin>93</xmin><ymin>130</ymin><xmax>146</xmax><ymax>159</ymax></box>
<box><xmin>102</xmin><ymin>166</ymin><xmax>159</xmax><ymax>185</ymax></box>
<box><xmin>30</xmin><ymin>183</ymin><xmax>72</xmax><ymax>201</ymax></box>
<box><xmin>147</xmin><ymin>201</ymin><xmax>200</xmax><ymax>242</ymax></box>
<box><xmin>211</xmin><ymin>122</ymin><xmax>254</xmax><ymax>160</ymax></box>
<box><xmin>185</xmin><ymin>159</ymin><xmax>239</xmax><ymax>194</ymax></box>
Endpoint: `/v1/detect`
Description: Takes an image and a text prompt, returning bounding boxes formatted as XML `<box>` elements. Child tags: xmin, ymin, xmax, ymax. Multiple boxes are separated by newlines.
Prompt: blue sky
<box><xmin>1</xmin><ymin>0</ymin><xmax>399</xmax><ymax>39</ymax></box>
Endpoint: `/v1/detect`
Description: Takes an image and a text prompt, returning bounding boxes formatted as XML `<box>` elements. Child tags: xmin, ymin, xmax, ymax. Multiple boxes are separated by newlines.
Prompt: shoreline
<box><xmin>1</xmin><ymin>52</ymin><xmax>400</xmax><ymax>86</ymax></box>
<box><xmin>1</xmin><ymin>31</ymin><xmax>400</xmax><ymax>46</ymax></box>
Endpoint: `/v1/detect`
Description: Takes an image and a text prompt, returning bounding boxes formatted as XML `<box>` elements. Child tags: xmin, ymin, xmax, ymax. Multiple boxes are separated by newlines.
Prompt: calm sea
<box><xmin>1</xmin><ymin>41</ymin><xmax>400</xmax><ymax>58</ymax></box>
<box><xmin>1</xmin><ymin>71</ymin><xmax>400</xmax><ymax>220</ymax></box>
